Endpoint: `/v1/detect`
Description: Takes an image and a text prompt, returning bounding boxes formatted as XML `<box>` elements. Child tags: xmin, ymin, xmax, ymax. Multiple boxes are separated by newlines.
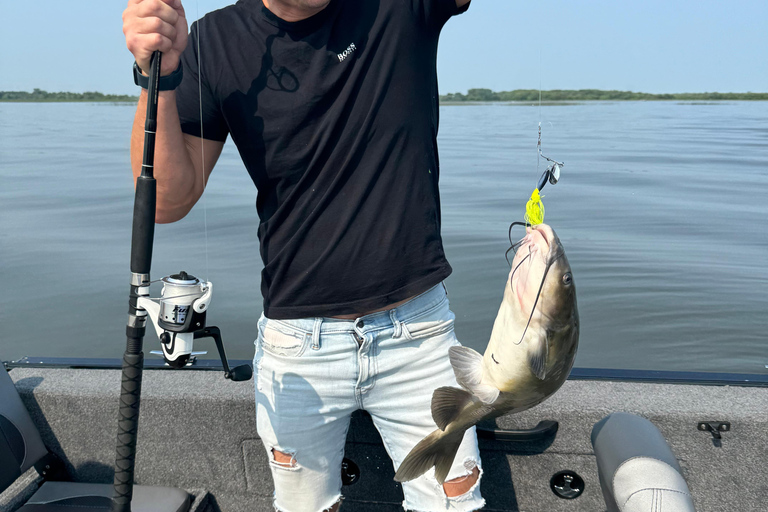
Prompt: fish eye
<box><xmin>562</xmin><ymin>273</ymin><xmax>572</xmax><ymax>285</ymax></box>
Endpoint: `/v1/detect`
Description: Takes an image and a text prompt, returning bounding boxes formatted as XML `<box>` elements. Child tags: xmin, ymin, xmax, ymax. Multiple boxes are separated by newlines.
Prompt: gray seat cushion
<box><xmin>18</xmin><ymin>481</ymin><xmax>189</xmax><ymax>512</ymax></box>
<box><xmin>0</xmin><ymin>369</ymin><xmax>48</xmax><ymax>492</ymax></box>
<box><xmin>591</xmin><ymin>412</ymin><xmax>695</xmax><ymax>512</ymax></box>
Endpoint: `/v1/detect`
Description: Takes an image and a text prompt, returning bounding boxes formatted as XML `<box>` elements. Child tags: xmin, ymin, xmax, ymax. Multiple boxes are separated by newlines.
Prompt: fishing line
<box><xmin>524</xmin><ymin>47</ymin><xmax>546</xmax><ymax>227</ymax></box>
<box><xmin>537</xmin><ymin>46</ymin><xmax>542</xmax><ymax>175</ymax></box>
<box><xmin>524</xmin><ymin>43</ymin><xmax>564</xmax><ymax>227</ymax></box>
<box><xmin>196</xmin><ymin>0</ymin><xmax>210</xmax><ymax>282</ymax></box>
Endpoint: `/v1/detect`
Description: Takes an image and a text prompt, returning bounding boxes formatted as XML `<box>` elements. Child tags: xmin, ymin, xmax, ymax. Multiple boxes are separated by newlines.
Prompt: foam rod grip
<box><xmin>129</xmin><ymin>176</ymin><xmax>156</xmax><ymax>274</ymax></box>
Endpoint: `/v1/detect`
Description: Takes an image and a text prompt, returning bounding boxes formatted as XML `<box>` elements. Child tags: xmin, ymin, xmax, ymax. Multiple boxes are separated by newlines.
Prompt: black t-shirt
<box><xmin>176</xmin><ymin>0</ymin><xmax>469</xmax><ymax>319</ymax></box>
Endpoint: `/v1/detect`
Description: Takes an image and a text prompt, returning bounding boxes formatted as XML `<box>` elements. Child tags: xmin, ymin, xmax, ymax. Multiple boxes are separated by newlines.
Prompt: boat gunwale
<box><xmin>4</xmin><ymin>357</ymin><xmax>768</xmax><ymax>387</ymax></box>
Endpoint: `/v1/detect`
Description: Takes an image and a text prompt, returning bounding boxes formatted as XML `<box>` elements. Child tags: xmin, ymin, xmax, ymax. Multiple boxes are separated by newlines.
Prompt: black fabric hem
<box><xmin>425</xmin><ymin>0</ymin><xmax>471</xmax><ymax>30</ymax></box>
<box><xmin>442</xmin><ymin>0</ymin><xmax>471</xmax><ymax>26</ymax></box>
<box><xmin>263</xmin><ymin>264</ymin><xmax>453</xmax><ymax>319</ymax></box>
<box><xmin>179</xmin><ymin>120</ymin><xmax>228</xmax><ymax>142</ymax></box>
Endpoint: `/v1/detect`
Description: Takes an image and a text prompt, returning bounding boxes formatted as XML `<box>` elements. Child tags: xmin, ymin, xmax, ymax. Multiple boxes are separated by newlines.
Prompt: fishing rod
<box><xmin>111</xmin><ymin>50</ymin><xmax>251</xmax><ymax>512</ymax></box>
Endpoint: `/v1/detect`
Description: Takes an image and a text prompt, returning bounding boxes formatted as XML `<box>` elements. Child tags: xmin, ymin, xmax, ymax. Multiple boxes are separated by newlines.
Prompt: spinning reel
<box><xmin>136</xmin><ymin>271</ymin><xmax>252</xmax><ymax>381</ymax></box>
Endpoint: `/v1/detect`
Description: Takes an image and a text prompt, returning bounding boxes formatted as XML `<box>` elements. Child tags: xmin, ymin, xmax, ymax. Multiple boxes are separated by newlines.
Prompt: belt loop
<box><xmin>441</xmin><ymin>281</ymin><xmax>448</xmax><ymax>296</ymax></box>
<box><xmin>311</xmin><ymin>317</ymin><xmax>322</xmax><ymax>350</ymax></box>
<box><xmin>390</xmin><ymin>309</ymin><xmax>402</xmax><ymax>339</ymax></box>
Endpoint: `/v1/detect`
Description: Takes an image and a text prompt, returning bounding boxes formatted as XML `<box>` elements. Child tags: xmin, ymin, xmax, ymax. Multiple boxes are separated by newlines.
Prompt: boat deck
<box><xmin>2</xmin><ymin>365</ymin><xmax>766</xmax><ymax>511</ymax></box>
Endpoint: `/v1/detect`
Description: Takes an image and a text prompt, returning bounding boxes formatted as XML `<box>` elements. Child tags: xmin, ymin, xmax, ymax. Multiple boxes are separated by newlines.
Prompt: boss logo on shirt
<box><xmin>338</xmin><ymin>42</ymin><xmax>357</xmax><ymax>62</ymax></box>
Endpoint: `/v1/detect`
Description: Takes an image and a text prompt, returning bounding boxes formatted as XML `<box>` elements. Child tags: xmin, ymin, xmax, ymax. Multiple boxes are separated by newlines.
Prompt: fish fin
<box><xmin>449</xmin><ymin>345</ymin><xmax>484</xmax><ymax>389</ymax></box>
<box><xmin>474</xmin><ymin>384</ymin><xmax>500</xmax><ymax>404</ymax></box>
<box><xmin>394</xmin><ymin>429</ymin><xmax>465</xmax><ymax>485</ymax></box>
<box><xmin>449</xmin><ymin>346</ymin><xmax>500</xmax><ymax>404</ymax></box>
<box><xmin>432</xmin><ymin>386</ymin><xmax>475</xmax><ymax>431</ymax></box>
<box><xmin>528</xmin><ymin>335</ymin><xmax>549</xmax><ymax>380</ymax></box>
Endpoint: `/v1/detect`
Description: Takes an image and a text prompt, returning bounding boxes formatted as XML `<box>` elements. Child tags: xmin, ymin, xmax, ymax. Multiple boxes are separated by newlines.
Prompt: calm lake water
<box><xmin>1</xmin><ymin>101</ymin><xmax>766</xmax><ymax>373</ymax></box>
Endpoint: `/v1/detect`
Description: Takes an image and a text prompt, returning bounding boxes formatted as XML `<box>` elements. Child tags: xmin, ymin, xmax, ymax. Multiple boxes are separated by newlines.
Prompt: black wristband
<box><xmin>133</xmin><ymin>61</ymin><xmax>183</xmax><ymax>91</ymax></box>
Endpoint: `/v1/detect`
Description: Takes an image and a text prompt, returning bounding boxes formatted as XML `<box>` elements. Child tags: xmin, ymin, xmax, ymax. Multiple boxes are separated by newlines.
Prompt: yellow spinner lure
<box><xmin>525</xmin><ymin>188</ymin><xmax>545</xmax><ymax>226</ymax></box>
<box><xmin>525</xmin><ymin>123</ymin><xmax>564</xmax><ymax>226</ymax></box>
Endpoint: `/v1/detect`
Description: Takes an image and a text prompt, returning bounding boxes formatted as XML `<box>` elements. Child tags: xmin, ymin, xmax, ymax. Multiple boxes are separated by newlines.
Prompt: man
<box><xmin>122</xmin><ymin>0</ymin><xmax>481</xmax><ymax>510</ymax></box>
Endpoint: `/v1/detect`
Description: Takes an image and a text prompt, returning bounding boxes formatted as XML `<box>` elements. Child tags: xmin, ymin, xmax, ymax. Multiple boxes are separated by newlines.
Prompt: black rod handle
<box><xmin>112</xmin><ymin>351</ymin><xmax>144</xmax><ymax>512</ymax></box>
<box><xmin>140</xmin><ymin>51</ymin><xmax>162</xmax><ymax>179</ymax></box>
<box><xmin>130</xmin><ymin>177</ymin><xmax>156</xmax><ymax>274</ymax></box>
<box><xmin>477</xmin><ymin>420</ymin><xmax>559</xmax><ymax>443</ymax></box>
<box><xmin>130</xmin><ymin>50</ymin><xmax>161</xmax><ymax>273</ymax></box>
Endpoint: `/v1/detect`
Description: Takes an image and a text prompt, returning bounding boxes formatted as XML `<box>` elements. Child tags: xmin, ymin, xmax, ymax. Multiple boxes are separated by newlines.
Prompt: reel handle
<box><xmin>194</xmin><ymin>326</ymin><xmax>253</xmax><ymax>381</ymax></box>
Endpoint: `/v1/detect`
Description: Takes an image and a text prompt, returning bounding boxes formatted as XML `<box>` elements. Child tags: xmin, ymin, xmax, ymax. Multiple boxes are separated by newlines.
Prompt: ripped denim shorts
<box><xmin>253</xmin><ymin>284</ymin><xmax>484</xmax><ymax>512</ymax></box>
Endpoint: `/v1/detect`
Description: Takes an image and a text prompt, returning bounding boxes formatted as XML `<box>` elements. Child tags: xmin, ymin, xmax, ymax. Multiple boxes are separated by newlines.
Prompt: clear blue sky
<box><xmin>1</xmin><ymin>0</ymin><xmax>765</xmax><ymax>95</ymax></box>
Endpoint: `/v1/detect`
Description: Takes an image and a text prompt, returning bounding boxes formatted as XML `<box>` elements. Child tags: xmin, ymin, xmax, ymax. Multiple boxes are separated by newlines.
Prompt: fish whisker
<box><xmin>514</xmin><ymin>258</ymin><xmax>553</xmax><ymax>346</ymax></box>
<box><xmin>505</xmin><ymin>237</ymin><xmax>528</xmax><ymax>265</ymax></box>
<box><xmin>509</xmin><ymin>252</ymin><xmax>531</xmax><ymax>283</ymax></box>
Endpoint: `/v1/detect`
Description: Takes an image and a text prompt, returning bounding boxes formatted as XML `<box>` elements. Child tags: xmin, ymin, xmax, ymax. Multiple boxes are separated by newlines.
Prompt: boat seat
<box><xmin>17</xmin><ymin>482</ymin><xmax>189</xmax><ymax>512</ymax></box>
<box><xmin>591</xmin><ymin>412</ymin><xmax>695</xmax><ymax>512</ymax></box>
<box><xmin>1</xmin><ymin>367</ymin><xmax>190</xmax><ymax>512</ymax></box>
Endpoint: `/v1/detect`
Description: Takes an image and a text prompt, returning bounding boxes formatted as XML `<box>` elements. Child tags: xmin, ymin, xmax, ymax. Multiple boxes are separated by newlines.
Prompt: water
<box><xmin>1</xmin><ymin>102</ymin><xmax>766</xmax><ymax>373</ymax></box>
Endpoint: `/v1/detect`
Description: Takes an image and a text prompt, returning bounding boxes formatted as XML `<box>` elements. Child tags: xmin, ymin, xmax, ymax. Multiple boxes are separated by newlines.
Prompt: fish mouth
<box><xmin>510</xmin><ymin>226</ymin><xmax>555</xmax><ymax>278</ymax></box>
<box><xmin>529</xmin><ymin>225</ymin><xmax>566</xmax><ymax>267</ymax></box>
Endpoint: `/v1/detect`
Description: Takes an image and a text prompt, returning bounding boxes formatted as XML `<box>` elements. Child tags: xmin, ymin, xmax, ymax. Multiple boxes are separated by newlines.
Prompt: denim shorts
<box><xmin>253</xmin><ymin>284</ymin><xmax>484</xmax><ymax>512</ymax></box>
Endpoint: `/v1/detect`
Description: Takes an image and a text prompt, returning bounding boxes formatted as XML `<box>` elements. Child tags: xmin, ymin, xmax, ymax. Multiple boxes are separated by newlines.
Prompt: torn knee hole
<box><xmin>443</xmin><ymin>465</ymin><xmax>480</xmax><ymax>497</ymax></box>
<box><xmin>270</xmin><ymin>448</ymin><xmax>298</xmax><ymax>469</ymax></box>
<box><xmin>322</xmin><ymin>497</ymin><xmax>343</xmax><ymax>512</ymax></box>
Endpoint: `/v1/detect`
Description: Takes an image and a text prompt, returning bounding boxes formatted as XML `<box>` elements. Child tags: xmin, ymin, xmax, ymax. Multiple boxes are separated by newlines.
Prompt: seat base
<box><xmin>19</xmin><ymin>482</ymin><xmax>190</xmax><ymax>512</ymax></box>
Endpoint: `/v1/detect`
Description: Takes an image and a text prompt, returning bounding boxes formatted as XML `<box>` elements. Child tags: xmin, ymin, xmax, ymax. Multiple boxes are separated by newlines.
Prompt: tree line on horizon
<box><xmin>0</xmin><ymin>89</ymin><xmax>137</xmax><ymax>102</ymax></box>
<box><xmin>440</xmin><ymin>88</ymin><xmax>768</xmax><ymax>102</ymax></box>
<box><xmin>2</xmin><ymin>88</ymin><xmax>766</xmax><ymax>103</ymax></box>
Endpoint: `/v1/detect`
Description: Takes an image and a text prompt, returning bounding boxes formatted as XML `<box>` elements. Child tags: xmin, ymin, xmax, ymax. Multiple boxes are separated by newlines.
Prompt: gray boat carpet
<box><xmin>6</xmin><ymin>367</ymin><xmax>768</xmax><ymax>511</ymax></box>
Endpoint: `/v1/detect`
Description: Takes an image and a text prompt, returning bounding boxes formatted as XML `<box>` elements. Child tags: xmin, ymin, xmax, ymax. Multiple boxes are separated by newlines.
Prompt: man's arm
<box><xmin>456</xmin><ymin>0</ymin><xmax>470</xmax><ymax>7</ymax></box>
<box><xmin>124</xmin><ymin>0</ymin><xmax>223</xmax><ymax>224</ymax></box>
<box><xmin>130</xmin><ymin>90</ymin><xmax>223</xmax><ymax>223</ymax></box>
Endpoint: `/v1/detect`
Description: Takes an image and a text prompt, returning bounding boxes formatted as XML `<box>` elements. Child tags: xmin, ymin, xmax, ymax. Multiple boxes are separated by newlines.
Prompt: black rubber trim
<box><xmin>5</xmin><ymin>357</ymin><xmax>253</xmax><ymax>372</ymax></box>
<box><xmin>5</xmin><ymin>360</ymin><xmax>767</xmax><ymax>387</ymax></box>
<box><xmin>568</xmin><ymin>367</ymin><xmax>768</xmax><ymax>387</ymax></box>
<box><xmin>477</xmin><ymin>420</ymin><xmax>558</xmax><ymax>442</ymax></box>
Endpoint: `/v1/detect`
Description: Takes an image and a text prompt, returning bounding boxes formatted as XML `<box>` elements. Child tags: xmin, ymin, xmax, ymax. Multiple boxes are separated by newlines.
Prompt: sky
<box><xmin>0</xmin><ymin>0</ymin><xmax>766</xmax><ymax>95</ymax></box>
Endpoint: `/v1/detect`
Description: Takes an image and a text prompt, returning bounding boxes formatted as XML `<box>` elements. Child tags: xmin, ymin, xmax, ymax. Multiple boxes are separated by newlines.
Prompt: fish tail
<box><xmin>394</xmin><ymin>428</ymin><xmax>466</xmax><ymax>485</ymax></box>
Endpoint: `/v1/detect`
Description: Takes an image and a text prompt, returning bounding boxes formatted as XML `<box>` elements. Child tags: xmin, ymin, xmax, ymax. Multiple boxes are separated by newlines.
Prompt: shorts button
<box><xmin>356</xmin><ymin>320</ymin><xmax>364</xmax><ymax>329</ymax></box>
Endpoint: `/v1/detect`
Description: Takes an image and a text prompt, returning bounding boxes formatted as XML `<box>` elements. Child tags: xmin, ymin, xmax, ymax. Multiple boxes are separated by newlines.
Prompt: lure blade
<box><xmin>549</xmin><ymin>164</ymin><xmax>561</xmax><ymax>185</ymax></box>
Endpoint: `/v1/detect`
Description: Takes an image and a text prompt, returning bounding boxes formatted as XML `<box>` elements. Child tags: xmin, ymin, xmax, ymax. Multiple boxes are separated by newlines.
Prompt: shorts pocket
<box><xmin>258</xmin><ymin>320</ymin><xmax>310</xmax><ymax>358</ymax></box>
<box><xmin>402</xmin><ymin>303</ymin><xmax>456</xmax><ymax>341</ymax></box>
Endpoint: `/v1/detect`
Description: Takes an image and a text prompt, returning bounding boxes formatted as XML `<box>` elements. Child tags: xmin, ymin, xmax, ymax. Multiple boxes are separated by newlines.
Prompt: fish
<box><xmin>394</xmin><ymin>223</ymin><xmax>579</xmax><ymax>484</ymax></box>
